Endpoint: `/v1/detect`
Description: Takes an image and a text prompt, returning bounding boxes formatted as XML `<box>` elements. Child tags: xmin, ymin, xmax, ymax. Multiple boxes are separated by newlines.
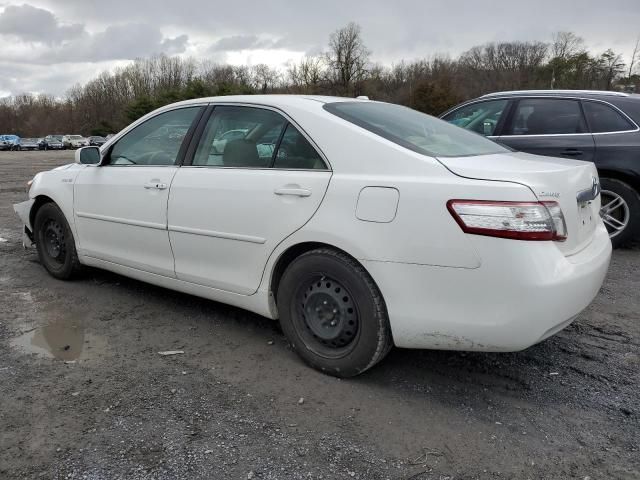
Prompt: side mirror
<box><xmin>76</xmin><ymin>146</ymin><xmax>101</xmax><ymax>165</ymax></box>
<box><xmin>483</xmin><ymin>121</ymin><xmax>493</xmax><ymax>136</ymax></box>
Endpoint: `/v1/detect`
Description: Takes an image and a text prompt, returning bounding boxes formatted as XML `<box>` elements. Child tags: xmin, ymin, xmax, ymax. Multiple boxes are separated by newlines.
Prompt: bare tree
<box><xmin>599</xmin><ymin>49</ymin><xmax>626</xmax><ymax>89</ymax></box>
<box><xmin>252</xmin><ymin>64</ymin><xmax>281</xmax><ymax>93</ymax></box>
<box><xmin>552</xmin><ymin>31</ymin><xmax>585</xmax><ymax>59</ymax></box>
<box><xmin>288</xmin><ymin>56</ymin><xmax>325</xmax><ymax>93</ymax></box>
<box><xmin>325</xmin><ymin>22</ymin><xmax>370</xmax><ymax>95</ymax></box>
<box><xmin>628</xmin><ymin>35</ymin><xmax>640</xmax><ymax>79</ymax></box>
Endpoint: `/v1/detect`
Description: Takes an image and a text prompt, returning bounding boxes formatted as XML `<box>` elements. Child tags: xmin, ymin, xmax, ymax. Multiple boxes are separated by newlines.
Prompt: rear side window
<box><xmin>273</xmin><ymin>124</ymin><xmax>325</xmax><ymax>169</ymax></box>
<box><xmin>193</xmin><ymin>105</ymin><xmax>326</xmax><ymax>169</ymax></box>
<box><xmin>442</xmin><ymin>99</ymin><xmax>508</xmax><ymax>136</ymax></box>
<box><xmin>583</xmin><ymin>101</ymin><xmax>636</xmax><ymax>133</ymax></box>
<box><xmin>507</xmin><ymin>98</ymin><xmax>586</xmax><ymax>135</ymax></box>
<box><xmin>193</xmin><ymin>106</ymin><xmax>286</xmax><ymax>167</ymax></box>
<box><xmin>324</xmin><ymin>101</ymin><xmax>508</xmax><ymax>158</ymax></box>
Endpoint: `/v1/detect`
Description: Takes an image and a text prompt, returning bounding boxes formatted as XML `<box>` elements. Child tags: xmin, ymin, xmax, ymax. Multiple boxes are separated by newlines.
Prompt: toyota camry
<box><xmin>14</xmin><ymin>95</ymin><xmax>612</xmax><ymax>377</ymax></box>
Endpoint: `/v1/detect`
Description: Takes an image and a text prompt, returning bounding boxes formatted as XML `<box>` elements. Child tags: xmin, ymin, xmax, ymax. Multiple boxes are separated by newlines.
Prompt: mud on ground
<box><xmin>0</xmin><ymin>150</ymin><xmax>638</xmax><ymax>479</ymax></box>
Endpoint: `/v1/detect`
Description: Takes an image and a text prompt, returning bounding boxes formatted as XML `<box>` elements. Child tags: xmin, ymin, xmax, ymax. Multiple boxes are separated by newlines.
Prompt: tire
<box><xmin>34</xmin><ymin>202</ymin><xmax>81</xmax><ymax>280</ymax></box>
<box><xmin>600</xmin><ymin>178</ymin><xmax>640</xmax><ymax>248</ymax></box>
<box><xmin>277</xmin><ymin>248</ymin><xmax>393</xmax><ymax>377</ymax></box>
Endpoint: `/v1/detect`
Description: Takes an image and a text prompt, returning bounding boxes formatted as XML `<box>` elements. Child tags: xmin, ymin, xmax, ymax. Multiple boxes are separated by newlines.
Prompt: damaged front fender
<box><xmin>13</xmin><ymin>199</ymin><xmax>35</xmax><ymax>248</ymax></box>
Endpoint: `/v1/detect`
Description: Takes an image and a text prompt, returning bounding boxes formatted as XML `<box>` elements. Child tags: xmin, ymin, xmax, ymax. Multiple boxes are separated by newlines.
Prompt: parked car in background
<box><xmin>88</xmin><ymin>136</ymin><xmax>107</xmax><ymax>147</ymax></box>
<box><xmin>0</xmin><ymin>134</ymin><xmax>21</xmax><ymax>150</ymax></box>
<box><xmin>62</xmin><ymin>135</ymin><xmax>89</xmax><ymax>149</ymax></box>
<box><xmin>14</xmin><ymin>95</ymin><xmax>611</xmax><ymax>377</ymax></box>
<box><xmin>441</xmin><ymin>90</ymin><xmax>640</xmax><ymax>247</ymax></box>
<box><xmin>19</xmin><ymin>138</ymin><xmax>40</xmax><ymax>150</ymax></box>
<box><xmin>39</xmin><ymin>135</ymin><xmax>65</xmax><ymax>150</ymax></box>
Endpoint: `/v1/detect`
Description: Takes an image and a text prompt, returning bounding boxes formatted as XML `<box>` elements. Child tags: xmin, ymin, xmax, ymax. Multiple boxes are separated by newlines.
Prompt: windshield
<box><xmin>69</xmin><ymin>135</ymin><xmax>83</xmax><ymax>139</ymax></box>
<box><xmin>323</xmin><ymin>101</ymin><xmax>509</xmax><ymax>158</ymax></box>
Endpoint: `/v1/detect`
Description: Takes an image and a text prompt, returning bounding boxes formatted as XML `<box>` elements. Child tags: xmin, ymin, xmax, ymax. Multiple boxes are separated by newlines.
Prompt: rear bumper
<box><xmin>363</xmin><ymin>223</ymin><xmax>612</xmax><ymax>351</ymax></box>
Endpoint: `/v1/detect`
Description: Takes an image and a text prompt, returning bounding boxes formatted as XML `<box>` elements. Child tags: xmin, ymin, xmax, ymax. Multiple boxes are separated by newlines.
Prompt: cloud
<box><xmin>161</xmin><ymin>34</ymin><xmax>189</xmax><ymax>55</ymax></box>
<box><xmin>2</xmin><ymin>0</ymin><xmax>640</xmax><ymax>96</ymax></box>
<box><xmin>0</xmin><ymin>23</ymin><xmax>189</xmax><ymax>65</ymax></box>
<box><xmin>209</xmin><ymin>34</ymin><xmax>291</xmax><ymax>52</ymax></box>
<box><xmin>0</xmin><ymin>59</ymin><xmax>122</xmax><ymax>96</ymax></box>
<box><xmin>0</xmin><ymin>4</ymin><xmax>84</xmax><ymax>44</ymax></box>
<box><xmin>67</xmin><ymin>23</ymin><xmax>173</xmax><ymax>61</ymax></box>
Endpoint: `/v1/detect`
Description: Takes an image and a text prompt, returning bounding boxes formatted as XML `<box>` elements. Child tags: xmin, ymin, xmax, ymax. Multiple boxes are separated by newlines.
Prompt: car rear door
<box><xmin>167</xmin><ymin>104</ymin><xmax>331</xmax><ymax>295</ymax></box>
<box><xmin>497</xmin><ymin>97</ymin><xmax>595</xmax><ymax>162</ymax></box>
<box><xmin>73</xmin><ymin>105</ymin><xmax>204</xmax><ymax>277</ymax></box>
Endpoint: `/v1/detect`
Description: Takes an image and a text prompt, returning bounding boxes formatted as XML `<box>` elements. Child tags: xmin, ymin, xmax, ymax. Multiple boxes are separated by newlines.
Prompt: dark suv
<box><xmin>441</xmin><ymin>90</ymin><xmax>640</xmax><ymax>247</ymax></box>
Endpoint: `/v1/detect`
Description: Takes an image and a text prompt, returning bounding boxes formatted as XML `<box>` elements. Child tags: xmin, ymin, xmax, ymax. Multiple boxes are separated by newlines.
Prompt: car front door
<box><xmin>73</xmin><ymin>105</ymin><xmax>204</xmax><ymax>277</ymax></box>
<box><xmin>497</xmin><ymin>97</ymin><xmax>595</xmax><ymax>161</ymax></box>
<box><xmin>167</xmin><ymin>105</ymin><xmax>332</xmax><ymax>295</ymax></box>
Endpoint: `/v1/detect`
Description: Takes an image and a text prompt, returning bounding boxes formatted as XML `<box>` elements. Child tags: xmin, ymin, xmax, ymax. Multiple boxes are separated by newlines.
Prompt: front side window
<box><xmin>507</xmin><ymin>98</ymin><xmax>586</xmax><ymax>135</ymax></box>
<box><xmin>324</xmin><ymin>101</ymin><xmax>508</xmax><ymax>158</ymax></box>
<box><xmin>583</xmin><ymin>101</ymin><xmax>636</xmax><ymax>133</ymax></box>
<box><xmin>442</xmin><ymin>99</ymin><xmax>508</xmax><ymax>136</ymax></box>
<box><xmin>109</xmin><ymin>107</ymin><xmax>201</xmax><ymax>166</ymax></box>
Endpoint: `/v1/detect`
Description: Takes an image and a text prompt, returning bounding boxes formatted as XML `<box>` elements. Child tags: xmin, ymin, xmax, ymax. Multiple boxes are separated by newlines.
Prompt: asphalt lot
<box><xmin>1</xmin><ymin>150</ymin><xmax>638</xmax><ymax>479</ymax></box>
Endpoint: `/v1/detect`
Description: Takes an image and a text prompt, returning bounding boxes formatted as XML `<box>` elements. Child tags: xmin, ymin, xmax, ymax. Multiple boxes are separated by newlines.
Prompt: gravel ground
<box><xmin>0</xmin><ymin>150</ymin><xmax>638</xmax><ymax>480</ymax></box>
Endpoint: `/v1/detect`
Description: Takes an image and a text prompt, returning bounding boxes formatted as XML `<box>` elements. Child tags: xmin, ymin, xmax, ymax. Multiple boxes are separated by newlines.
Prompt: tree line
<box><xmin>1</xmin><ymin>24</ymin><xmax>638</xmax><ymax>137</ymax></box>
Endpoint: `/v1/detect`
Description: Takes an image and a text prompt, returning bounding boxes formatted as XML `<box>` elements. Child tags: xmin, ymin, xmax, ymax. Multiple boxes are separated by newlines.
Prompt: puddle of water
<box><xmin>9</xmin><ymin>300</ymin><xmax>107</xmax><ymax>361</ymax></box>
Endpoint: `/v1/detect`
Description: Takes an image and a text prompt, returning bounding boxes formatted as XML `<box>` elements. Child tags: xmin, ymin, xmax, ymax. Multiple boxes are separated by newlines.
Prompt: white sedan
<box><xmin>14</xmin><ymin>95</ymin><xmax>612</xmax><ymax>377</ymax></box>
<box><xmin>62</xmin><ymin>135</ymin><xmax>89</xmax><ymax>149</ymax></box>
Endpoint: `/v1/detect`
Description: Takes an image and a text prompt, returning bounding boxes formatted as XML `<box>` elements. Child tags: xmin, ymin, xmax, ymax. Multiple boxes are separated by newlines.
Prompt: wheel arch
<box><xmin>29</xmin><ymin>194</ymin><xmax>57</xmax><ymax>229</ymax></box>
<box><xmin>269</xmin><ymin>241</ymin><xmax>382</xmax><ymax>307</ymax></box>
<box><xmin>598</xmin><ymin>169</ymin><xmax>640</xmax><ymax>194</ymax></box>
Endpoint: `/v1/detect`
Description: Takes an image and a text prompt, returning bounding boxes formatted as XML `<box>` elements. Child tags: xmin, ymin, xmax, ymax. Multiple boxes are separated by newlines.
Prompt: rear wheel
<box><xmin>34</xmin><ymin>203</ymin><xmax>81</xmax><ymax>280</ymax></box>
<box><xmin>600</xmin><ymin>178</ymin><xmax>639</xmax><ymax>248</ymax></box>
<box><xmin>277</xmin><ymin>248</ymin><xmax>392</xmax><ymax>377</ymax></box>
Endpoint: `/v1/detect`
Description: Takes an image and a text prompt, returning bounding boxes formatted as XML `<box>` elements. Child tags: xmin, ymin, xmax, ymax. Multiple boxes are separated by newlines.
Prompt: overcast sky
<box><xmin>1</xmin><ymin>0</ymin><xmax>639</xmax><ymax>97</ymax></box>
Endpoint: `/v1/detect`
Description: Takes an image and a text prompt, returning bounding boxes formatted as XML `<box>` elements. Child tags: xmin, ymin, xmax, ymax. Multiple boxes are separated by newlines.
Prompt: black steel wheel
<box><xmin>296</xmin><ymin>275</ymin><xmax>360</xmax><ymax>357</ymax></box>
<box><xmin>42</xmin><ymin>218</ymin><xmax>67</xmax><ymax>264</ymax></box>
<box><xmin>277</xmin><ymin>248</ymin><xmax>392</xmax><ymax>377</ymax></box>
<box><xmin>34</xmin><ymin>202</ymin><xmax>81</xmax><ymax>279</ymax></box>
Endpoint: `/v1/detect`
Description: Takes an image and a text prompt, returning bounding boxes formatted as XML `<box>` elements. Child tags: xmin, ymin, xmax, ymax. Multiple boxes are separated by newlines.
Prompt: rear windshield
<box><xmin>323</xmin><ymin>101</ymin><xmax>509</xmax><ymax>158</ymax></box>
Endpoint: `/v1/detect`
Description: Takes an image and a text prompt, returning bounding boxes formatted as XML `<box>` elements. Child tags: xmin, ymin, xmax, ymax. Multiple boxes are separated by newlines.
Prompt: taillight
<box><xmin>447</xmin><ymin>200</ymin><xmax>567</xmax><ymax>241</ymax></box>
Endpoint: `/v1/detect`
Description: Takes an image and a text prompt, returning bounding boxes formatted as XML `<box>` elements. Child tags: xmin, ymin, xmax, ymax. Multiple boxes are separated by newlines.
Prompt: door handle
<box><xmin>561</xmin><ymin>149</ymin><xmax>583</xmax><ymax>156</ymax></box>
<box><xmin>274</xmin><ymin>187</ymin><xmax>312</xmax><ymax>197</ymax></box>
<box><xmin>144</xmin><ymin>182</ymin><xmax>168</xmax><ymax>190</ymax></box>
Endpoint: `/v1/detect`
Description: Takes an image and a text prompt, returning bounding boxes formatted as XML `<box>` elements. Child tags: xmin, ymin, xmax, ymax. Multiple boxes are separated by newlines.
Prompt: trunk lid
<box><xmin>438</xmin><ymin>151</ymin><xmax>601</xmax><ymax>255</ymax></box>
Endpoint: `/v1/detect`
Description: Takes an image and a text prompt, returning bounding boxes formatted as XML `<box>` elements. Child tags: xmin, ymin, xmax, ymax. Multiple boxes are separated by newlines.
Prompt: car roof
<box><xmin>164</xmin><ymin>94</ymin><xmax>365</xmax><ymax>112</ymax></box>
<box><xmin>480</xmin><ymin>90</ymin><xmax>638</xmax><ymax>100</ymax></box>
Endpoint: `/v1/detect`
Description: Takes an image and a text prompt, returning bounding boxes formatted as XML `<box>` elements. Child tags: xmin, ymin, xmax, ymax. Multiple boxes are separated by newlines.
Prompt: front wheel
<box><xmin>277</xmin><ymin>248</ymin><xmax>392</xmax><ymax>377</ymax></box>
<box><xmin>34</xmin><ymin>203</ymin><xmax>81</xmax><ymax>279</ymax></box>
<box><xmin>600</xmin><ymin>178</ymin><xmax>639</xmax><ymax>248</ymax></box>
